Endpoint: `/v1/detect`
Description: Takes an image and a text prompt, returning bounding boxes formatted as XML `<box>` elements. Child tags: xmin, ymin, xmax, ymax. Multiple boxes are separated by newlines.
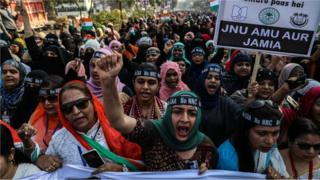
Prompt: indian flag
<box><xmin>209</xmin><ymin>0</ymin><xmax>219</xmax><ymax>12</ymax></box>
<box><xmin>81</xmin><ymin>18</ymin><xmax>93</xmax><ymax>31</ymax></box>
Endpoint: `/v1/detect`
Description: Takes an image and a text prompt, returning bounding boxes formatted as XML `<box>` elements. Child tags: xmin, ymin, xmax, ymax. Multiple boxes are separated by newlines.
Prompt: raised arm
<box><xmin>96</xmin><ymin>52</ymin><xmax>137</xmax><ymax>134</ymax></box>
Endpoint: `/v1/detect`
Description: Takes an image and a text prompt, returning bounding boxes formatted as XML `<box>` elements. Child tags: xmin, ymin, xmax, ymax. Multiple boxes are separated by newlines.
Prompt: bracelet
<box><xmin>122</xmin><ymin>164</ymin><xmax>129</xmax><ymax>172</ymax></box>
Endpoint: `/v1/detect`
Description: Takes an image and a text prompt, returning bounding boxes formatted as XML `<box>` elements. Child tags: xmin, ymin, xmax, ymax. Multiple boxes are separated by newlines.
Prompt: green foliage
<box><xmin>92</xmin><ymin>9</ymin><xmax>128</xmax><ymax>29</ymax></box>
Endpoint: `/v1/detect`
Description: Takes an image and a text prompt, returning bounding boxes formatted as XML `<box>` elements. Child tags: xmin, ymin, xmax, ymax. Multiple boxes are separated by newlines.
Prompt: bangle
<box><xmin>122</xmin><ymin>164</ymin><xmax>129</xmax><ymax>172</ymax></box>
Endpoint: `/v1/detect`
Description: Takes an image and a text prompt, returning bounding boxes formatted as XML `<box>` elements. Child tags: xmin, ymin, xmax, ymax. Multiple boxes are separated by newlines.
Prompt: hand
<box><xmin>96</xmin><ymin>51</ymin><xmax>123</xmax><ymax>82</ymax></box>
<box><xmin>266</xmin><ymin>166</ymin><xmax>283</xmax><ymax>179</ymax></box>
<box><xmin>36</xmin><ymin>155</ymin><xmax>62</xmax><ymax>172</ymax></box>
<box><xmin>68</xmin><ymin>59</ymin><xmax>81</xmax><ymax>73</ymax></box>
<box><xmin>198</xmin><ymin>163</ymin><xmax>208</xmax><ymax>175</ymax></box>
<box><xmin>92</xmin><ymin>163</ymin><xmax>123</xmax><ymax>175</ymax></box>
<box><xmin>247</xmin><ymin>81</ymin><xmax>259</xmax><ymax>98</ymax></box>
<box><xmin>119</xmin><ymin>92</ymin><xmax>130</xmax><ymax>105</ymax></box>
<box><xmin>17</xmin><ymin>123</ymin><xmax>37</xmax><ymax>141</ymax></box>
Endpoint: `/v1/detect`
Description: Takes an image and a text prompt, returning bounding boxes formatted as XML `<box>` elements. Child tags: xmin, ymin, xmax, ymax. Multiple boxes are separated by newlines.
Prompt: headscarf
<box><xmin>151</xmin><ymin>90</ymin><xmax>204</xmax><ymax>151</ymax></box>
<box><xmin>86</xmin><ymin>48</ymin><xmax>125</xmax><ymax>100</ymax></box>
<box><xmin>41</xmin><ymin>45</ymin><xmax>68</xmax><ymax>77</ymax></box>
<box><xmin>229</xmin><ymin>54</ymin><xmax>253</xmax><ymax>76</ymax></box>
<box><xmin>28</xmin><ymin>103</ymin><xmax>61</xmax><ymax>153</ymax></box>
<box><xmin>298</xmin><ymin>86</ymin><xmax>320</xmax><ymax>119</ymax></box>
<box><xmin>84</xmin><ymin>39</ymin><xmax>100</xmax><ymax>51</ymax></box>
<box><xmin>278</xmin><ymin>63</ymin><xmax>304</xmax><ymax>88</ymax></box>
<box><xmin>1</xmin><ymin>59</ymin><xmax>26</xmax><ymax>110</ymax></box>
<box><xmin>196</xmin><ymin>63</ymin><xmax>222</xmax><ymax>109</ymax></box>
<box><xmin>169</xmin><ymin>42</ymin><xmax>191</xmax><ymax>65</ymax></box>
<box><xmin>108</xmin><ymin>40</ymin><xmax>122</xmax><ymax>49</ymax></box>
<box><xmin>160</xmin><ymin>61</ymin><xmax>189</xmax><ymax>101</ymax></box>
<box><xmin>58</xmin><ymin>80</ymin><xmax>142</xmax><ymax>169</ymax></box>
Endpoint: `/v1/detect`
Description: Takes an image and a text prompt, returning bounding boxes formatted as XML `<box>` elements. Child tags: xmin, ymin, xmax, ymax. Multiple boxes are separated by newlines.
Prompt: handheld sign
<box><xmin>214</xmin><ymin>0</ymin><xmax>320</xmax><ymax>57</ymax></box>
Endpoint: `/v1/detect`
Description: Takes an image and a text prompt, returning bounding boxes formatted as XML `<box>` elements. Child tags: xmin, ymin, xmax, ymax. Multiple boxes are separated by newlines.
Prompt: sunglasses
<box><xmin>247</xmin><ymin>100</ymin><xmax>279</xmax><ymax>109</ymax></box>
<box><xmin>61</xmin><ymin>97</ymin><xmax>91</xmax><ymax>114</ymax></box>
<box><xmin>39</xmin><ymin>95</ymin><xmax>58</xmax><ymax>103</ymax></box>
<box><xmin>296</xmin><ymin>142</ymin><xmax>320</xmax><ymax>151</ymax></box>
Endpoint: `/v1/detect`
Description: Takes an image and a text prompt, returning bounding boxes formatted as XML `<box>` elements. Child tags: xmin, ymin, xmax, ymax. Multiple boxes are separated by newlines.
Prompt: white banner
<box><xmin>214</xmin><ymin>0</ymin><xmax>320</xmax><ymax>57</ymax></box>
<box><xmin>22</xmin><ymin>164</ymin><xmax>266</xmax><ymax>179</ymax></box>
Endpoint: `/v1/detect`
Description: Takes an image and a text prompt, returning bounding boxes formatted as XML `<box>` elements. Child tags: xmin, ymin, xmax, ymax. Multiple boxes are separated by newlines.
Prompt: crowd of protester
<box><xmin>1</xmin><ymin>1</ymin><xmax>320</xmax><ymax>179</ymax></box>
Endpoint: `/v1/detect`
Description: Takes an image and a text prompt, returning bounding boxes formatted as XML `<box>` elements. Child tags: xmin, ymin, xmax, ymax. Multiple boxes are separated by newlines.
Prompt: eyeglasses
<box><xmin>296</xmin><ymin>142</ymin><xmax>320</xmax><ymax>151</ymax></box>
<box><xmin>39</xmin><ymin>95</ymin><xmax>58</xmax><ymax>103</ymax></box>
<box><xmin>247</xmin><ymin>100</ymin><xmax>279</xmax><ymax>109</ymax></box>
<box><xmin>61</xmin><ymin>97</ymin><xmax>91</xmax><ymax>114</ymax></box>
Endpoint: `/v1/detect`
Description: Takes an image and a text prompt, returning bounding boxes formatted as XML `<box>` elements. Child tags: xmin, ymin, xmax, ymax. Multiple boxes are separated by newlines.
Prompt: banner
<box><xmin>23</xmin><ymin>164</ymin><xmax>265</xmax><ymax>180</ymax></box>
<box><xmin>214</xmin><ymin>0</ymin><xmax>320</xmax><ymax>57</ymax></box>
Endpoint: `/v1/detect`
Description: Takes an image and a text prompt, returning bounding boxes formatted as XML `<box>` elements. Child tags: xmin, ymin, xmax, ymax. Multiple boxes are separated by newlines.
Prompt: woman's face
<box><xmin>134</xmin><ymin>76</ymin><xmax>159</xmax><ymax>103</ymax></box>
<box><xmin>146</xmin><ymin>54</ymin><xmax>159</xmax><ymax>64</ymax></box>
<box><xmin>234</xmin><ymin>62</ymin><xmax>251</xmax><ymax>78</ymax></box>
<box><xmin>177</xmin><ymin>61</ymin><xmax>186</xmax><ymax>75</ymax></box>
<box><xmin>290</xmin><ymin>133</ymin><xmax>320</xmax><ymax>162</ymax></box>
<box><xmin>257</xmin><ymin>80</ymin><xmax>275</xmax><ymax>99</ymax></box>
<box><xmin>61</xmin><ymin>89</ymin><xmax>96</xmax><ymax>133</ymax></box>
<box><xmin>2</xmin><ymin>64</ymin><xmax>20</xmax><ymax>91</ymax></box>
<box><xmin>311</xmin><ymin>97</ymin><xmax>320</xmax><ymax>124</ymax></box>
<box><xmin>89</xmin><ymin>59</ymin><xmax>101</xmax><ymax>84</ymax></box>
<box><xmin>10</xmin><ymin>44</ymin><xmax>19</xmax><ymax>54</ymax></box>
<box><xmin>204</xmin><ymin>71</ymin><xmax>221</xmax><ymax>95</ymax></box>
<box><xmin>173</xmin><ymin>48</ymin><xmax>183</xmax><ymax>58</ymax></box>
<box><xmin>248</xmin><ymin>125</ymin><xmax>280</xmax><ymax>152</ymax></box>
<box><xmin>171</xmin><ymin>105</ymin><xmax>197</xmax><ymax>141</ymax></box>
<box><xmin>40</xmin><ymin>94</ymin><xmax>59</xmax><ymax>115</ymax></box>
<box><xmin>192</xmin><ymin>54</ymin><xmax>204</xmax><ymax>65</ymax></box>
<box><xmin>165</xmin><ymin>69</ymin><xmax>179</xmax><ymax>89</ymax></box>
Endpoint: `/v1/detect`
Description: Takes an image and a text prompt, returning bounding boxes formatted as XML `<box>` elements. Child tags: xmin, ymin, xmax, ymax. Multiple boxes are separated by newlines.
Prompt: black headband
<box><xmin>167</xmin><ymin>95</ymin><xmax>201</xmax><ymax>107</ymax></box>
<box><xmin>39</xmin><ymin>88</ymin><xmax>60</xmax><ymax>96</ymax></box>
<box><xmin>242</xmin><ymin>112</ymin><xmax>281</xmax><ymax>127</ymax></box>
<box><xmin>201</xmin><ymin>66</ymin><xmax>222</xmax><ymax>75</ymax></box>
<box><xmin>134</xmin><ymin>70</ymin><xmax>160</xmax><ymax>78</ymax></box>
<box><xmin>25</xmin><ymin>77</ymin><xmax>43</xmax><ymax>85</ymax></box>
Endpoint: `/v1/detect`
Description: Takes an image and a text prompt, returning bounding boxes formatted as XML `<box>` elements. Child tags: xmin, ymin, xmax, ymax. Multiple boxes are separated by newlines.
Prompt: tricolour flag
<box><xmin>209</xmin><ymin>0</ymin><xmax>219</xmax><ymax>12</ymax></box>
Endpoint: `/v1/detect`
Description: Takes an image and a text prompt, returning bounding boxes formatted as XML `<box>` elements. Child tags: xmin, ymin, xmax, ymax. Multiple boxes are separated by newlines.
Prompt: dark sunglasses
<box><xmin>247</xmin><ymin>100</ymin><xmax>279</xmax><ymax>109</ymax></box>
<box><xmin>61</xmin><ymin>97</ymin><xmax>91</xmax><ymax>114</ymax></box>
<box><xmin>39</xmin><ymin>95</ymin><xmax>58</xmax><ymax>103</ymax></box>
<box><xmin>296</xmin><ymin>143</ymin><xmax>320</xmax><ymax>151</ymax></box>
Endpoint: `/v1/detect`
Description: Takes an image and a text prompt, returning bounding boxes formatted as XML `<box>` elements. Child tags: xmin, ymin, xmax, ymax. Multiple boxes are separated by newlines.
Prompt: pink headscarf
<box><xmin>86</xmin><ymin>48</ymin><xmax>125</xmax><ymax>101</ymax></box>
<box><xmin>109</xmin><ymin>40</ymin><xmax>122</xmax><ymax>49</ymax></box>
<box><xmin>160</xmin><ymin>61</ymin><xmax>189</xmax><ymax>101</ymax></box>
<box><xmin>65</xmin><ymin>60</ymin><xmax>86</xmax><ymax>78</ymax></box>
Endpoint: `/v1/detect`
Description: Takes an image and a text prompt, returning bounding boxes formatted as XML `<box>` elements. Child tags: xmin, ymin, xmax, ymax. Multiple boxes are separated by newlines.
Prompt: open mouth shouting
<box><xmin>175</xmin><ymin>123</ymin><xmax>191</xmax><ymax>141</ymax></box>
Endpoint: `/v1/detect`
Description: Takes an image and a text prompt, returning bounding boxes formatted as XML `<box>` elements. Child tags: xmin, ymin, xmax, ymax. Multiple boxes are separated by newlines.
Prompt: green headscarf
<box><xmin>169</xmin><ymin>42</ymin><xmax>191</xmax><ymax>65</ymax></box>
<box><xmin>151</xmin><ymin>90</ymin><xmax>204</xmax><ymax>151</ymax></box>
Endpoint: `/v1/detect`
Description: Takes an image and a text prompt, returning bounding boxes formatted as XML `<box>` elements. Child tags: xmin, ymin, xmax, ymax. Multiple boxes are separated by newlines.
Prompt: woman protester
<box><xmin>0</xmin><ymin>121</ymin><xmax>42</xmax><ymax>179</ymax></box>
<box><xmin>196</xmin><ymin>63</ymin><xmax>241</xmax><ymax>146</ymax></box>
<box><xmin>222</xmin><ymin>54</ymin><xmax>253</xmax><ymax>95</ymax></box>
<box><xmin>231</xmin><ymin>68</ymin><xmax>277</xmax><ymax>108</ymax></box>
<box><xmin>160</xmin><ymin>61</ymin><xmax>189</xmax><ymax>101</ymax></box>
<box><xmin>280</xmin><ymin>117</ymin><xmax>320</xmax><ymax>179</ymax></box>
<box><xmin>35</xmin><ymin>80</ymin><xmax>142</xmax><ymax>173</ymax></box>
<box><xmin>21</xmin><ymin>75</ymin><xmax>64</xmax><ymax>155</ymax></box>
<box><xmin>87</xmin><ymin>48</ymin><xmax>133</xmax><ymax>102</ymax></box>
<box><xmin>123</xmin><ymin>63</ymin><xmax>166</xmax><ymax>121</ymax></box>
<box><xmin>217</xmin><ymin>100</ymin><xmax>289</xmax><ymax>178</ymax></box>
<box><xmin>97</xmin><ymin>51</ymin><xmax>218</xmax><ymax>172</ymax></box>
<box><xmin>1</xmin><ymin>59</ymin><xmax>26</xmax><ymax>126</ymax></box>
<box><xmin>11</xmin><ymin>70</ymin><xmax>48</xmax><ymax>129</ymax></box>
